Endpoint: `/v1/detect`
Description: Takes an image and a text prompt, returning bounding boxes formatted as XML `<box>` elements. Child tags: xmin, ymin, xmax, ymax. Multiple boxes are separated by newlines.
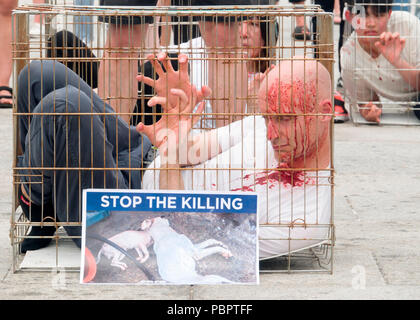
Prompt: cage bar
<box><xmin>341</xmin><ymin>1</ymin><xmax>420</xmax><ymax>125</ymax></box>
<box><xmin>11</xmin><ymin>3</ymin><xmax>335</xmax><ymax>275</ymax></box>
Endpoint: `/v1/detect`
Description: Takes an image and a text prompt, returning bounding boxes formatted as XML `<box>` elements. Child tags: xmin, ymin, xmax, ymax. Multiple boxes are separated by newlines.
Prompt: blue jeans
<box><xmin>17</xmin><ymin>60</ymin><xmax>152</xmax><ymax>246</ymax></box>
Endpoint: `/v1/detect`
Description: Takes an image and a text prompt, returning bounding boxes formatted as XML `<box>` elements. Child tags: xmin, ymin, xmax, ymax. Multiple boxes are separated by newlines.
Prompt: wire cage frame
<box><xmin>11</xmin><ymin>3</ymin><xmax>335</xmax><ymax>276</ymax></box>
<box><xmin>340</xmin><ymin>1</ymin><xmax>420</xmax><ymax>126</ymax></box>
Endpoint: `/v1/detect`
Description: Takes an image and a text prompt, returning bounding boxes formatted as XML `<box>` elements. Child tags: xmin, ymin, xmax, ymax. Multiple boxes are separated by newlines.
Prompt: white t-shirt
<box><xmin>142</xmin><ymin>116</ymin><xmax>332</xmax><ymax>259</ymax></box>
<box><xmin>341</xmin><ymin>11</ymin><xmax>420</xmax><ymax>104</ymax></box>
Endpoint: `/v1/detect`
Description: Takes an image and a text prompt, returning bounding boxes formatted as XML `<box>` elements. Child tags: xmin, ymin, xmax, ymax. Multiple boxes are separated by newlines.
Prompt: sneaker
<box><xmin>18</xmin><ymin>186</ymin><xmax>56</xmax><ymax>253</ymax></box>
<box><xmin>336</xmin><ymin>76</ymin><xmax>345</xmax><ymax>96</ymax></box>
<box><xmin>293</xmin><ymin>26</ymin><xmax>311</xmax><ymax>41</ymax></box>
<box><xmin>334</xmin><ymin>91</ymin><xmax>349</xmax><ymax>123</ymax></box>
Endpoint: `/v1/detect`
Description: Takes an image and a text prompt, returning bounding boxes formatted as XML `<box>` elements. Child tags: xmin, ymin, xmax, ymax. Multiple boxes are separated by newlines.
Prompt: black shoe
<box><xmin>293</xmin><ymin>26</ymin><xmax>311</xmax><ymax>41</ymax></box>
<box><xmin>18</xmin><ymin>186</ymin><xmax>57</xmax><ymax>253</ymax></box>
<box><xmin>336</xmin><ymin>76</ymin><xmax>345</xmax><ymax>96</ymax></box>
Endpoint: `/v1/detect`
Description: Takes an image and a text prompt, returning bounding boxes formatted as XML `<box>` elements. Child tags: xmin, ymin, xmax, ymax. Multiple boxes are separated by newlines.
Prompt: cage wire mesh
<box><xmin>340</xmin><ymin>1</ymin><xmax>420</xmax><ymax>125</ymax></box>
<box><xmin>11</xmin><ymin>3</ymin><xmax>335</xmax><ymax>274</ymax></box>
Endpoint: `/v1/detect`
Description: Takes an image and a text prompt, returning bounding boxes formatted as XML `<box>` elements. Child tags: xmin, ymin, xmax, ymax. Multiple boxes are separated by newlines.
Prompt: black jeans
<box><xmin>310</xmin><ymin>0</ymin><xmax>348</xmax><ymax>76</ymax></box>
<box><xmin>17</xmin><ymin>60</ymin><xmax>152</xmax><ymax>245</ymax></box>
<box><xmin>414</xmin><ymin>94</ymin><xmax>420</xmax><ymax>120</ymax></box>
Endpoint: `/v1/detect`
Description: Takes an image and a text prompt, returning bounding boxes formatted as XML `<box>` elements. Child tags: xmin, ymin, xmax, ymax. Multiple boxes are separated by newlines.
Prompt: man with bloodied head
<box><xmin>258</xmin><ymin>59</ymin><xmax>332</xmax><ymax>170</ymax></box>
<box><xmin>139</xmin><ymin>55</ymin><xmax>333</xmax><ymax>259</ymax></box>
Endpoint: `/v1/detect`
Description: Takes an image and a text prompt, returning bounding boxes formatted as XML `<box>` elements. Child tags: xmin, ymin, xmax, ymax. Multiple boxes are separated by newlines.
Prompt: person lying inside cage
<box><xmin>139</xmin><ymin>53</ymin><xmax>333</xmax><ymax>260</ymax></box>
<box><xmin>16</xmin><ymin>0</ymin><xmax>264</xmax><ymax>253</ymax></box>
<box><xmin>340</xmin><ymin>0</ymin><xmax>420</xmax><ymax>123</ymax></box>
<box><xmin>16</xmin><ymin>0</ymin><xmax>160</xmax><ymax>253</ymax></box>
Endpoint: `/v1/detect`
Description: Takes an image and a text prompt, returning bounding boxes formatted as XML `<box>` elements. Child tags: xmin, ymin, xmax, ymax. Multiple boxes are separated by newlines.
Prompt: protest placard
<box><xmin>80</xmin><ymin>189</ymin><xmax>258</xmax><ymax>285</ymax></box>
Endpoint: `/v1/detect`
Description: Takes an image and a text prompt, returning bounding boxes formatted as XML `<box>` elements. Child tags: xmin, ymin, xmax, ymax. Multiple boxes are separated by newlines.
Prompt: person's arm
<box><xmin>341</xmin><ymin>51</ymin><xmax>382</xmax><ymax>123</ymax></box>
<box><xmin>359</xmin><ymin>101</ymin><xmax>382</xmax><ymax>123</ymax></box>
<box><xmin>375</xmin><ymin>32</ymin><xmax>420</xmax><ymax>91</ymax></box>
<box><xmin>136</xmin><ymin>53</ymin><xmax>209</xmax><ymax>189</ymax></box>
<box><xmin>158</xmin><ymin>0</ymin><xmax>171</xmax><ymax>47</ymax></box>
<box><xmin>183</xmin><ymin>115</ymin><xmax>259</xmax><ymax>166</ymax></box>
<box><xmin>159</xmin><ymin>163</ymin><xmax>185</xmax><ymax>190</ymax></box>
<box><xmin>155</xmin><ymin>89</ymin><xmax>206</xmax><ymax>190</ymax></box>
<box><xmin>390</xmin><ymin>58</ymin><xmax>420</xmax><ymax>91</ymax></box>
<box><xmin>137</xmin><ymin>52</ymin><xmax>211</xmax><ymax>114</ymax></box>
<box><xmin>97</xmin><ymin>23</ymin><xmax>147</xmax><ymax>125</ymax></box>
<box><xmin>137</xmin><ymin>52</ymin><xmax>254</xmax><ymax>167</ymax></box>
<box><xmin>158</xmin><ymin>129</ymin><xmax>185</xmax><ymax>190</ymax></box>
<box><xmin>145</xmin><ymin>0</ymin><xmax>172</xmax><ymax>49</ymax></box>
<box><xmin>357</xmin><ymin>90</ymin><xmax>381</xmax><ymax>123</ymax></box>
<box><xmin>137</xmin><ymin>52</ymin><xmax>224</xmax><ymax>166</ymax></box>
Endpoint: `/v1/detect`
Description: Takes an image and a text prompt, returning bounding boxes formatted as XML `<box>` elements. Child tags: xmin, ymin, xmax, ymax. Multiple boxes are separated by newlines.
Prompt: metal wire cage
<box><xmin>341</xmin><ymin>1</ymin><xmax>420</xmax><ymax>125</ymax></box>
<box><xmin>11</xmin><ymin>3</ymin><xmax>335</xmax><ymax>274</ymax></box>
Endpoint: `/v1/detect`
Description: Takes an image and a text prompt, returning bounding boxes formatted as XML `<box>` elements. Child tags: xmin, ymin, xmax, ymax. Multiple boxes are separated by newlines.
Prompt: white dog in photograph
<box><xmin>96</xmin><ymin>230</ymin><xmax>153</xmax><ymax>271</ymax></box>
<box><xmin>140</xmin><ymin>217</ymin><xmax>234</xmax><ymax>284</ymax></box>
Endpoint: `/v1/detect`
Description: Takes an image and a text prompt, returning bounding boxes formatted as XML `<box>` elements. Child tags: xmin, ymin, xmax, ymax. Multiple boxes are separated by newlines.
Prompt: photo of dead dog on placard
<box><xmin>80</xmin><ymin>189</ymin><xmax>259</xmax><ymax>285</ymax></box>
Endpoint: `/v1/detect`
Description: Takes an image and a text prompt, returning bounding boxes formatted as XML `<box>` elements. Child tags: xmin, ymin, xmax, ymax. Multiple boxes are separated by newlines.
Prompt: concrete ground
<box><xmin>1</xmin><ymin>0</ymin><xmax>420</xmax><ymax>300</ymax></box>
<box><xmin>2</xmin><ymin>118</ymin><xmax>420</xmax><ymax>300</ymax></box>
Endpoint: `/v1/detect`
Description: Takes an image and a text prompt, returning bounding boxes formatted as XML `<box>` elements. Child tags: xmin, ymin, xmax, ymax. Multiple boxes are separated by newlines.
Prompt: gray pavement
<box><xmin>1</xmin><ymin>0</ymin><xmax>420</xmax><ymax>300</ymax></box>
<box><xmin>2</xmin><ymin>115</ymin><xmax>420</xmax><ymax>300</ymax></box>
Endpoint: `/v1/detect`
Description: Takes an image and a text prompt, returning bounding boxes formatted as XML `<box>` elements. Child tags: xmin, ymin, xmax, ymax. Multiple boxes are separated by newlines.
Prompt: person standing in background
<box><xmin>0</xmin><ymin>0</ymin><xmax>18</xmax><ymax>109</ymax></box>
<box><xmin>97</xmin><ymin>0</ymin><xmax>158</xmax><ymax>125</ymax></box>
<box><xmin>289</xmin><ymin>0</ymin><xmax>311</xmax><ymax>40</ymax></box>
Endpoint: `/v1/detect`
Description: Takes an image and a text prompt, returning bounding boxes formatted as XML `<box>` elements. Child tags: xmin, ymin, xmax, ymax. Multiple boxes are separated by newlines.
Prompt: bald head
<box><xmin>258</xmin><ymin>58</ymin><xmax>332</xmax><ymax>168</ymax></box>
<box><xmin>258</xmin><ymin>59</ymin><xmax>332</xmax><ymax>115</ymax></box>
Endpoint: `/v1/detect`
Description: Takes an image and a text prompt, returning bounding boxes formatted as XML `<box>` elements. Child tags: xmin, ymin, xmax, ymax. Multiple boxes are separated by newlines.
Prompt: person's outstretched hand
<box><xmin>375</xmin><ymin>32</ymin><xmax>405</xmax><ymax>66</ymax></box>
<box><xmin>360</xmin><ymin>102</ymin><xmax>382</xmax><ymax>123</ymax></box>
<box><xmin>136</xmin><ymin>85</ymin><xmax>205</xmax><ymax>147</ymax></box>
<box><xmin>137</xmin><ymin>52</ymin><xmax>211</xmax><ymax>114</ymax></box>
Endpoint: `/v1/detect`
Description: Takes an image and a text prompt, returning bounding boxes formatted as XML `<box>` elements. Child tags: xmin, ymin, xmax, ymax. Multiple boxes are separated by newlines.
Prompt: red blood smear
<box><xmin>267</xmin><ymin>78</ymin><xmax>317</xmax><ymax>114</ymax></box>
<box><xmin>231</xmin><ymin>185</ymin><xmax>255</xmax><ymax>192</ymax></box>
<box><xmin>230</xmin><ymin>166</ymin><xmax>306</xmax><ymax>192</ymax></box>
<box><xmin>236</xmin><ymin>78</ymin><xmax>318</xmax><ymax>193</ymax></box>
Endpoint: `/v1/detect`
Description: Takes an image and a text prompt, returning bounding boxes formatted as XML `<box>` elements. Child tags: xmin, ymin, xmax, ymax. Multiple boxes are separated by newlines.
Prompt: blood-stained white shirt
<box><xmin>341</xmin><ymin>11</ymin><xmax>420</xmax><ymax>104</ymax></box>
<box><xmin>143</xmin><ymin>116</ymin><xmax>332</xmax><ymax>259</ymax></box>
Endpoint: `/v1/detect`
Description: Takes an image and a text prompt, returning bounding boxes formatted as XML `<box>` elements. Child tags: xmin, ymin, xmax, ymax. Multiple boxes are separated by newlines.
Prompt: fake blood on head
<box><xmin>231</xmin><ymin>78</ymin><xmax>319</xmax><ymax>192</ymax></box>
<box><xmin>266</xmin><ymin>78</ymin><xmax>317</xmax><ymax>114</ymax></box>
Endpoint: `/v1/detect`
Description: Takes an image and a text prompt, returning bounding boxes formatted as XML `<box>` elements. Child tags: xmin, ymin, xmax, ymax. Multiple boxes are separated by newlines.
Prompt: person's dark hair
<box><xmin>345</xmin><ymin>0</ymin><xmax>394</xmax><ymax>16</ymax></box>
<box><xmin>47</xmin><ymin>30</ymin><xmax>98</xmax><ymax>89</ymax></box>
<box><xmin>256</xmin><ymin>16</ymin><xmax>279</xmax><ymax>73</ymax></box>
